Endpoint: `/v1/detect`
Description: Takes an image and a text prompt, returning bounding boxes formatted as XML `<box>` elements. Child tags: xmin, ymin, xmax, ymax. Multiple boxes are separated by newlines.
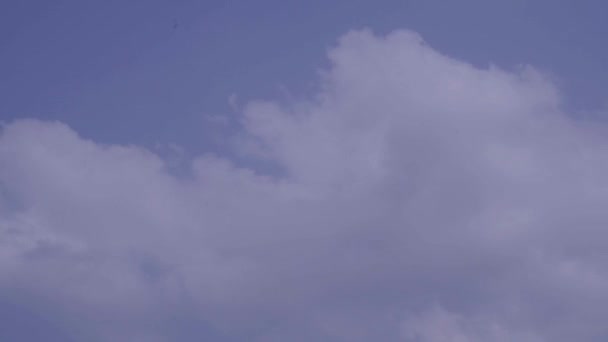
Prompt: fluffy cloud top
<box><xmin>1</xmin><ymin>29</ymin><xmax>608</xmax><ymax>341</ymax></box>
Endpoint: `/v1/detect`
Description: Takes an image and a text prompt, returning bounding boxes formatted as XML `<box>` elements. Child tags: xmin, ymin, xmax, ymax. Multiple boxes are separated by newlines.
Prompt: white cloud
<box><xmin>2</xmin><ymin>29</ymin><xmax>608</xmax><ymax>341</ymax></box>
<box><xmin>401</xmin><ymin>305</ymin><xmax>542</xmax><ymax>342</ymax></box>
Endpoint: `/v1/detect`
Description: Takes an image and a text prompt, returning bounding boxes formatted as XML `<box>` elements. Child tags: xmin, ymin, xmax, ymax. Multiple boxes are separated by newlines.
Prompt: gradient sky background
<box><xmin>2</xmin><ymin>0</ymin><xmax>607</xmax><ymax>150</ymax></box>
<box><xmin>2</xmin><ymin>1</ymin><xmax>608</xmax><ymax>341</ymax></box>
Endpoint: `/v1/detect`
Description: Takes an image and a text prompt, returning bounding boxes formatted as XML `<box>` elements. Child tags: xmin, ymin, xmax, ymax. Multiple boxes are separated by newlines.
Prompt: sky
<box><xmin>1</xmin><ymin>0</ymin><xmax>608</xmax><ymax>341</ymax></box>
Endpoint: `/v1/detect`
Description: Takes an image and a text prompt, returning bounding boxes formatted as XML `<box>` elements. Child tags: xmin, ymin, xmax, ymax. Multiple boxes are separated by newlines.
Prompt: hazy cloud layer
<box><xmin>2</xmin><ymin>29</ymin><xmax>608</xmax><ymax>341</ymax></box>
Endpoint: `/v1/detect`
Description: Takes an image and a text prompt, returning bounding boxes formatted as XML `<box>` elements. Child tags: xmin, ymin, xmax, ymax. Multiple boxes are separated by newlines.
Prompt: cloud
<box><xmin>401</xmin><ymin>305</ymin><xmax>542</xmax><ymax>342</ymax></box>
<box><xmin>2</xmin><ymin>29</ymin><xmax>608</xmax><ymax>341</ymax></box>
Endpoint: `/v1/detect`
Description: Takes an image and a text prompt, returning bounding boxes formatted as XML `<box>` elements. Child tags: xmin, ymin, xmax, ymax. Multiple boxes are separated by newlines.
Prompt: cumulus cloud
<box><xmin>2</xmin><ymin>29</ymin><xmax>608</xmax><ymax>341</ymax></box>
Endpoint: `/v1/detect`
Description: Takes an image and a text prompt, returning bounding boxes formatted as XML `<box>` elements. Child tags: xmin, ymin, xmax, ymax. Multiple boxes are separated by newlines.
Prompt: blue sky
<box><xmin>2</xmin><ymin>1</ymin><xmax>608</xmax><ymax>341</ymax></box>
<box><xmin>2</xmin><ymin>0</ymin><xmax>607</xmax><ymax>150</ymax></box>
